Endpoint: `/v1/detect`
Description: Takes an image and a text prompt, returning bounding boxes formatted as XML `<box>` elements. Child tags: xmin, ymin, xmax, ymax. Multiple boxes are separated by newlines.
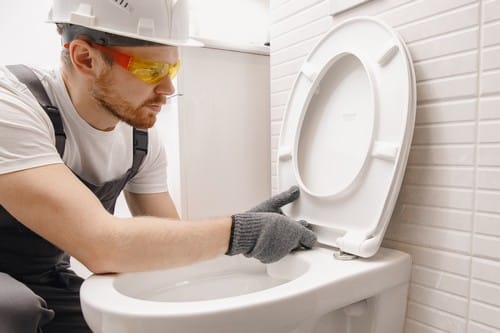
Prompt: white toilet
<box><xmin>80</xmin><ymin>16</ymin><xmax>416</xmax><ymax>333</ymax></box>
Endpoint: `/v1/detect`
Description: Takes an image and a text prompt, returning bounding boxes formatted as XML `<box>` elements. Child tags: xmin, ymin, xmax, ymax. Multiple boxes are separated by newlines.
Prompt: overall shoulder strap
<box><xmin>6</xmin><ymin>64</ymin><xmax>66</xmax><ymax>156</ymax></box>
<box><xmin>131</xmin><ymin>128</ymin><xmax>148</xmax><ymax>173</ymax></box>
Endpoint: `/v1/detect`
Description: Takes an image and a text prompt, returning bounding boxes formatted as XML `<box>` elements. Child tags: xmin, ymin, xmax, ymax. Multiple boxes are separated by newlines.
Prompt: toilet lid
<box><xmin>277</xmin><ymin>17</ymin><xmax>416</xmax><ymax>258</ymax></box>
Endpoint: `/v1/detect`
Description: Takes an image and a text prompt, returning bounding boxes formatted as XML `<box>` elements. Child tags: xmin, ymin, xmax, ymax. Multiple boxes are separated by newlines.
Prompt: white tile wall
<box><xmin>269</xmin><ymin>0</ymin><xmax>500</xmax><ymax>331</ymax></box>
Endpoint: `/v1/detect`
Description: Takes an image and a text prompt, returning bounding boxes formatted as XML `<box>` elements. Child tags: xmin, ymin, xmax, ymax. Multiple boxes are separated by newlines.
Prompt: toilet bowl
<box><xmin>80</xmin><ymin>16</ymin><xmax>416</xmax><ymax>333</ymax></box>
<box><xmin>82</xmin><ymin>247</ymin><xmax>411</xmax><ymax>333</ymax></box>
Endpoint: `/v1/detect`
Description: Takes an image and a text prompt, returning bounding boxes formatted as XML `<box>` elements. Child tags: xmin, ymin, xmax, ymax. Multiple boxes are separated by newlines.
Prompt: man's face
<box><xmin>91</xmin><ymin>45</ymin><xmax>179</xmax><ymax>129</ymax></box>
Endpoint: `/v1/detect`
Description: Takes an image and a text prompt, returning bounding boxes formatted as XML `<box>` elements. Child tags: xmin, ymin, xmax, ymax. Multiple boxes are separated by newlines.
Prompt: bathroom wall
<box><xmin>189</xmin><ymin>0</ymin><xmax>270</xmax><ymax>47</ymax></box>
<box><xmin>162</xmin><ymin>46</ymin><xmax>270</xmax><ymax>220</ymax></box>
<box><xmin>0</xmin><ymin>0</ymin><xmax>59</xmax><ymax>66</ymax></box>
<box><xmin>269</xmin><ymin>0</ymin><xmax>500</xmax><ymax>332</ymax></box>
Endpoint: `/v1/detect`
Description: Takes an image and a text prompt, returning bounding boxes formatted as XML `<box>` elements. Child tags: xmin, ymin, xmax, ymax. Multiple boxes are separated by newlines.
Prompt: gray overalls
<box><xmin>0</xmin><ymin>65</ymin><xmax>148</xmax><ymax>332</ymax></box>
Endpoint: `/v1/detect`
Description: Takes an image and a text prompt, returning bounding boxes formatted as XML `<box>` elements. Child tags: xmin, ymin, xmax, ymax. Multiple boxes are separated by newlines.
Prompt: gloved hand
<box><xmin>226</xmin><ymin>186</ymin><xmax>317</xmax><ymax>263</ymax></box>
<box><xmin>226</xmin><ymin>213</ymin><xmax>316</xmax><ymax>263</ymax></box>
<box><xmin>247</xmin><ymin>186</ymin><xmax>300</xmax><ymax>214</ymax></box>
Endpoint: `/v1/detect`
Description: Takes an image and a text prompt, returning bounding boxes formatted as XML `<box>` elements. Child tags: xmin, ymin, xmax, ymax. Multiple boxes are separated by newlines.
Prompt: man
<box><xmin>0</xmin><ymin>0</ymin><xmax>316</xmax><ymax>332</ymax></box>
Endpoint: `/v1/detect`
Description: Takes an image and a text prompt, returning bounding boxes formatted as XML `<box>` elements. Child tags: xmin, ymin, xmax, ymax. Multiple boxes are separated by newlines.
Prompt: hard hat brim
<box><xmin>48</xmin><ymin>20</ymin><xmax>204</xmax><ymax>48</ymax></box>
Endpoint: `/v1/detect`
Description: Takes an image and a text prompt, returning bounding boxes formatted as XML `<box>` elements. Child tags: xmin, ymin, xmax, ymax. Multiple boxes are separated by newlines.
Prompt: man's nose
<box><xmin>154</xmin><ymin>76</ymin><xmax>175</xmax><ymax>96</ymax></box>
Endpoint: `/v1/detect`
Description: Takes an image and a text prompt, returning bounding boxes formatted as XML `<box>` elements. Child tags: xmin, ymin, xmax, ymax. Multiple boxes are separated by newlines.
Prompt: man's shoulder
<box><xmin>0</xmin><ymin>65</ymin><xmax>56</xmax><ymax>133</ymax></box>
<box><xmin>0</xmin><ymin>64</ymin><xmax>59</xmax><ymax>99</ymax></box>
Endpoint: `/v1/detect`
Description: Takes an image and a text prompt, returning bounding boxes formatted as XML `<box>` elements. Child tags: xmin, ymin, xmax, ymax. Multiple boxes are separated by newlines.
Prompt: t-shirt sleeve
<box><xmin>124</xmin><ymin>126</ymin><xmax>168</xmax><ymax>194</ymax></box>
<box><xmin>0</xmin><ymin>82</ymin><xmax>62</xmax><ymax>175</ymax></box>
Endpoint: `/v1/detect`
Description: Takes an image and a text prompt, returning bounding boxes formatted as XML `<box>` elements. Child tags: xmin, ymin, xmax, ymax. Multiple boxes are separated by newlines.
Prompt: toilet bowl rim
<box><xmin>80</xmin><ymin>248</ymin><xmax>411</xmax><ymax>316</ymax></box>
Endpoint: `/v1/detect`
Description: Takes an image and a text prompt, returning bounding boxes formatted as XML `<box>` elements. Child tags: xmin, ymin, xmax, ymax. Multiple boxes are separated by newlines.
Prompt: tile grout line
<box><xmin>465</xmin><ymin>0</ymin><xmax>485</xmax><ymax>331</ymax></box>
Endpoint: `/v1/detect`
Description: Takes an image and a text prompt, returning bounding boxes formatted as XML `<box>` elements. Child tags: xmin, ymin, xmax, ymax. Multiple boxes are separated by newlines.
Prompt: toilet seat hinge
<box><xmin>333</xmin><ymin>249</ymin><xmax>358</xmax><ymax>261</ymax></box>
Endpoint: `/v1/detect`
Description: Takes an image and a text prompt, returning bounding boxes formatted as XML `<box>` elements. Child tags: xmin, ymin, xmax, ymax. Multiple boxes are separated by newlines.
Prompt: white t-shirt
<box><xmin>0</xmin><ymin>65</ymin><xmax>168</xmax><ymax>194</ymax></box>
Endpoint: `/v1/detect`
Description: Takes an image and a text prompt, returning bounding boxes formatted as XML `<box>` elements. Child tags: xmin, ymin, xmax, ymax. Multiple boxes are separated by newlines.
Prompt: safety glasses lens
<box><xmin>129</xmin><ymin>59</ymin><xmax>181</xmax><ymax>84</ymax></box>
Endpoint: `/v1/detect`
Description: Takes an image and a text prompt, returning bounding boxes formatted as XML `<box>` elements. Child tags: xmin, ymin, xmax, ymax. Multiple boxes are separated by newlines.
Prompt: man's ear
<box><xmin>67</xmin><ymin>40</ymin><xmax>97</xmax><ymax>77</ymax></box>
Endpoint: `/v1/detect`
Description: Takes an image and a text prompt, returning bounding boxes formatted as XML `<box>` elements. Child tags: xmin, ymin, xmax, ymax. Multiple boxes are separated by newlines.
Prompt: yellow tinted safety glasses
<box><xmin>64</xmin><ymin>42</ymin><xmax>181</xmax><ymax>85</ymax></box>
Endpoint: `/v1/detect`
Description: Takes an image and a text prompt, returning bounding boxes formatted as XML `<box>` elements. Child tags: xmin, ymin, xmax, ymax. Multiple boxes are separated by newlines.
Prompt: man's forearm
<box><xmin>85</xmin><ymin>215</ymin><xmax>232</xmax><ymax>274</ymax></box>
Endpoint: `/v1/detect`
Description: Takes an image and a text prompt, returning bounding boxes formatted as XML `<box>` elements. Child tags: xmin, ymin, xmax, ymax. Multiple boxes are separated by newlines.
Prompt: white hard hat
<box><xmin>48</xmin><ymin>0</ymin><xmax>202</xmax><ymax>47</ymax></box>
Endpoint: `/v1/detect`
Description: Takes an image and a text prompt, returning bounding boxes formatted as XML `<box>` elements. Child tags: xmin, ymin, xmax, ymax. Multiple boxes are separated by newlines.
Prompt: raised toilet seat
<box><xmin>80</xmin><ymin>17</ymin><xmax>416</xmax><ymax>333</ymax></box>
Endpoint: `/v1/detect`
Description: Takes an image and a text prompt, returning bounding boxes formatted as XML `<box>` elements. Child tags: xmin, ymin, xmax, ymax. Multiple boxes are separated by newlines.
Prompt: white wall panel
<box><xmin>416</xmin><ymin>75</ymin><xmax>478</xmax><ymax>103</ymax></box>
<box><xmin>481</xmin><ymin>72</ymin><xmax>500</xmax><ymax>95</ymax></box>
<box><xmin>468</xmin><ymin>322</ymin><xmax>500</xmax><ymax>333</ymax></box>
<box><xmin>377</xmin><ymin>0</ymin><xmax>476</xmax><ymax>28</ymax></box>
<box><xmin>479</xmin><ymin>97</ymin><xmax>500</xmax><ymax>119</ymax></box>
<box><xmin>171</xmin><ymin>47</ymin><xmax>271</xmax><ymax>219</ymax></box>
<box><xmin>407</xmin><ymin>301</ymin><xmax>467</xmax><ymax>332</ymax></box>
<box><xmin>405</xmin><ymin>319</ymin><xmax>446</xmax><ymax>333</ymax></box>
<box><xmin>386</xmin><ymin>223</ymin><xmax>471</xmax><ymax>253</ymax></box>
<box><xmin>475</xmin><ymin>214</ymin><xmax>500</xmax><ymax>236</ymax></box>
<box><xmin>395</xmin><ymin>204</ymin><xmax>473</xmax><ymax>231</ymax></box>
<box><xmin>483</xmin><ymin>21</ymin><xmax>500</xmax><ymax>46</ymax></box>
<box><xmin>413</xmin><ymin>123</ymin><xmax>476</xmax><ymax>145</ymax></box>
<box><xmin>399</xmin><ymin>186</ymin><xmax>474</xmax><ymax>210</ymax></box>
<box><xmin>482</xmin><ymin>47</ymin><xmax>500</xmax><ymax>70</ymax></box>
<box><xmin>396</xmin><ymin>4</ymin><xmax>479</xmax><ymax>43</ymax></box>
<box><xmin>411</xmin><ymin>265</ymin><xmax>470</xmax><ymax>296</ymax></box>
<box><xmin>469</xmin><ymin>301</ymin><xmax>500</xmax><ymax>328</ymax></box>
<box><xmin>471</xmin><ymin>280</ymin><xmax>500</xmax><ymax>307</ymax></box>
<box><xmin>414</xmin><ymin>52</ymin><xmax>478</xmax><ymax>81</ymax></box>
<box><xmin>473</xmin><ymin>234</ymin><xmax>500</xmax><ymax>259</ymax></box>
<box><xmin>409</xmin><ymin>284</ymin><xmax>469</xmax><ymax>317</ymax></box>
<box><xmin>409</xmin><ymin>28</ymin><xmax>479</xmax><ymax>62</ymax></box>
<box><xmin>408</xmin><ymin>146</ymin><xmax>475</xmax><ymax>166</ymax></box>
<box><xmin>416</xmin><ymin>100</ymin><xmax>476</xmax><ymax>124</ymax></box>
<box><xmin>478</xmin><ymin>146</ymin><xmax>500</xmax><ymax>166</ymax></box>
<box><xmin>385</xmin><ymin>240</ymin><xmax>471</xmax><ymax>276</ymax></box>
<box><xmin>404</xmin><ymin>166</ymin><xmax>474</xmax><ymax>188</ymax></box>
<box><xmin>472</xmin><ymin>257</ymin><xmax>500</xmax><ymax>283</ymax></box>
<box><xmin>484</xmin><ymin>0</ymin><xmax>500</xmax><ymax>21</ymax></box>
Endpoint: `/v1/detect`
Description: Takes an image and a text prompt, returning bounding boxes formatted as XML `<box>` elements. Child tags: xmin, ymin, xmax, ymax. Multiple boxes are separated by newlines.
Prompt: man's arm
<box><xmin>0</xmin><ymin>163</ymin><xmax>231</xmax><ymax>274</ymax></box>
<box><xmin>124</xmin><ymin>191</ymin><xmax>180</xmax><ymax>219</ymax></box>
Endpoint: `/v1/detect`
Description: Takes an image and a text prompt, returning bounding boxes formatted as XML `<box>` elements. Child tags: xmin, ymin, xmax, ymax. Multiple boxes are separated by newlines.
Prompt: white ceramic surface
<box><xmin>81</xmin><ymin>248</ymin><xmax>411</xmax><ymax>333</ymax></box>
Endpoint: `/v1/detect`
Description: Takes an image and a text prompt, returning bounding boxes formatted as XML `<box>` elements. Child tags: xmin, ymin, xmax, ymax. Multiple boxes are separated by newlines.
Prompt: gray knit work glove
<box><xmin>247</xmin><ymin>186</ymin><xmax>300</xmax><ymax>214</ymax></box>
<box><xmin>227</xmin><ymin>213</ymin><xmax>316</xmax><ymax>263</ymax></box>
<box><xmin>226</xmin><ymin>187</ymin><xmax>317</xmax><ymax>263</ymax></box>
